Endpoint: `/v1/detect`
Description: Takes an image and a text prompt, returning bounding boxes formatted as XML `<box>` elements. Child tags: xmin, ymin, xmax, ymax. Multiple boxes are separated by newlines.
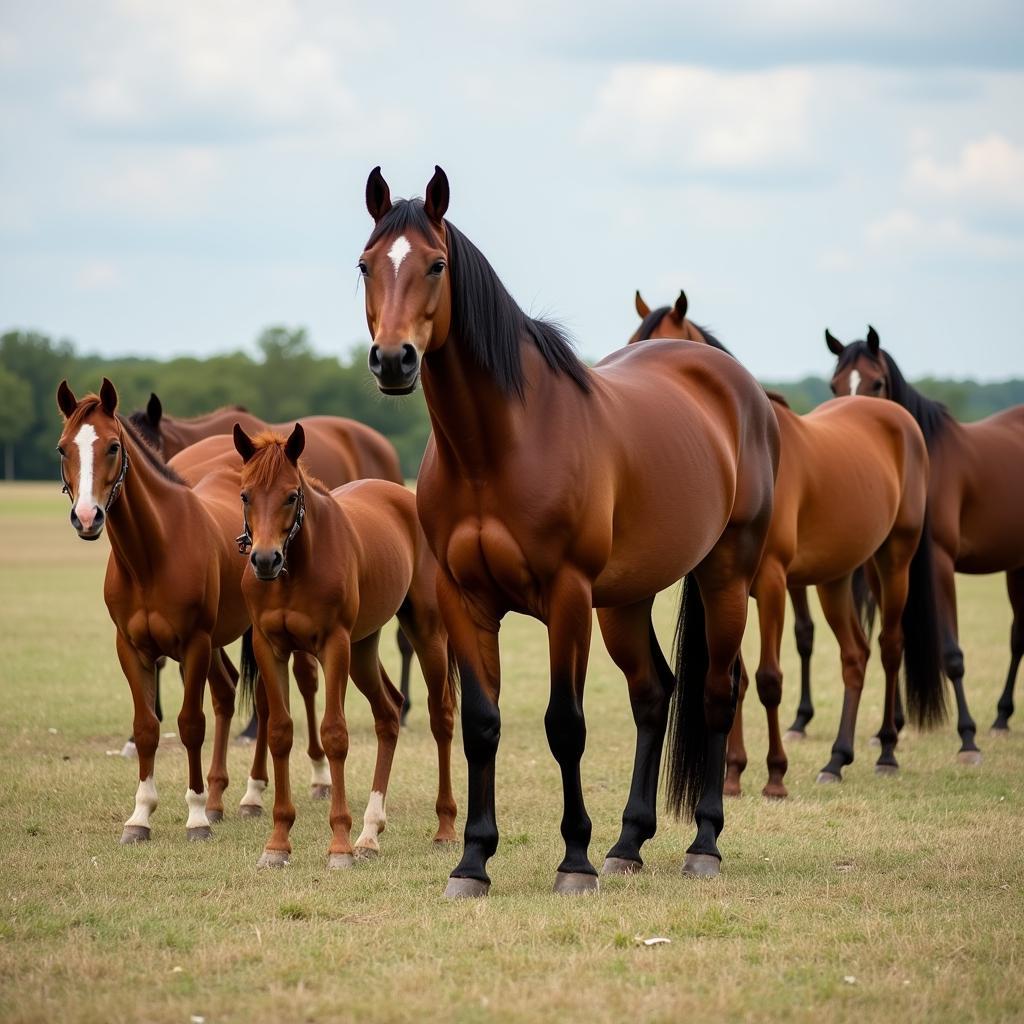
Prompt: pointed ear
<box><xmin>366</xmin><ymin>166</ymin><xmax>392</xmax><ymax>223</ymax></box>
<box><xmin>233</xmin><ymin>423</ymin><xmax>256</xmax><ymax>463</ymax></box>
<box><xmin>99</xmin><ymin>377</ymin><xmax>118</xmax><ymax>416</ymax></box>
<box><xmin>825</xmin><ymin>328</ymin><xmax>845</xmax><ymax>356</ymax></box>
<box><xmin>671</xmin><ymin>289</ymin><xmax>689</xmax><ymax>322</ymax></box>
<box><xmin>284</xmin><ymin>423</ymin><xmax>305</xmax><ymax>464</ymax></box>
<box><xmin>424</xmin><ymin>165</ymin><xmax>449</xmax><ymax>224</ymax></box>
<box><xmin>146</xmin><ymin>393</ymin><xmax>163</xmax><ymax>428</ymax></box>
<box><xmin>866</xmin><ymin>325</ymin><xmax>880</xmax><ymax>356</ymax></box>
<box><xmin>635</xmin><ymin>291</ymin><xmax>651</xmax><ymax>319</ymax></box>
<box><xmin>57</xmin><ymin>380</ymin><xmax>78</xmax><ymax>418</ymax></box>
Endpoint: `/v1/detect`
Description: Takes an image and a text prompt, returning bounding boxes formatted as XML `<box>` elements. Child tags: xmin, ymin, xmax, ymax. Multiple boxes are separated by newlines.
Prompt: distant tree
<box><xmin>0</xmin><ymin>364</ymin><xmax>33</xmax><ymax>478</ymax></box>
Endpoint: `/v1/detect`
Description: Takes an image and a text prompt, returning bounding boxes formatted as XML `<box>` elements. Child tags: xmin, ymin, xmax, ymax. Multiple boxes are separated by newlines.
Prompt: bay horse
<box><xmin>359</xmin><ymin>166</ymin><xmax>779</xmax><ymax>896</ymax></box>
<box><xmin>724</xmin><ymin>393</ymin><xmax>944</xmax><ymax>795</ymax></box>
<box><xmin>233</xmin><ymin>424</ymin><xmax>457</xmax><ymax>868</ymax></box>
<box><xmin>56</xmin><ymin>379</ymin><xmax>256</xmax><ymax>842</ymax></box>
<box><xmin>826</xmin><ymin>327</ymin><xmax>1024</xmax><ymax>757</ymax></box>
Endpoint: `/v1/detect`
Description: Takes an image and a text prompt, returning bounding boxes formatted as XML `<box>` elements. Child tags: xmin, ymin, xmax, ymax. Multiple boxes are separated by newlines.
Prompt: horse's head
<box><xmin>628</xmin><ymin>290</ymin><xmax>703</xmax><ymax>344</ymax></box>
<box><xmin>56</xmin><ymin>378</ymin><xmax>128</xmax><ymax>540</ymax></box>
<box><xmin>826</xmin><ymin>326</ymin><xmax>889</xmax><ymax>398</ymax></box>
<box><xmin>127</xmin><ymin>393</ymin><xmax>164</xmax><ymax>455</ymax></box>
<box><xmin>360</xmin><ymin>165</ymin><xmax>452</xmax><ymax>394</ymax></box>
<box><xmin>234</xmin><ymin>423</ymin><xmax>306</xmax><ymax>581</ymax></box>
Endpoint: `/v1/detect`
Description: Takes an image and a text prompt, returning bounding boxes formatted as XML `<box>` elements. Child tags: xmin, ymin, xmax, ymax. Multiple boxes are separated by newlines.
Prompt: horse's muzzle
<box><xmin>71</xmin><ymin>504</ymin><xmax>104</xmax><ymax>541</ymax></box>
<box><xmin>251</xmin><ymin>549</ymin><xmax>284</xmax><ymax>581</ymax></box>
<box><xmin>368</xmin><ymin>342</ymin><xmax>420</xmax><ymax>394</ymax></box>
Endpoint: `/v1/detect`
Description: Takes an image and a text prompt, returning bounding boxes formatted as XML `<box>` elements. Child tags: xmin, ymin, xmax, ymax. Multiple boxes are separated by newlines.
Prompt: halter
<box><xmin>59</xmin><ymin>432</ymin><xmax>130</xmax><ymax>513</ymax></box>
<box><xmin>236</xmin><ymin>487</ymin><xmax>306</xmax><ymax>574</ymax></box>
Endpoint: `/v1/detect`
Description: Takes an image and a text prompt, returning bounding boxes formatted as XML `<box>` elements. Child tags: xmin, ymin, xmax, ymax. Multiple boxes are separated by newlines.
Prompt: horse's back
<box><xmin>299</xmin><ymin>417</ymin><xmax>404</xmax><ymax>486</ymax></box>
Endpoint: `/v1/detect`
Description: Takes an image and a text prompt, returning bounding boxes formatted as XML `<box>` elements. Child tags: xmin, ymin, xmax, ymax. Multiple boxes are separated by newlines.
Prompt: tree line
<box><xmin>2</xmin><ymin>326</ymin><xmax>1023</xmax><ymax>481</ymax></box>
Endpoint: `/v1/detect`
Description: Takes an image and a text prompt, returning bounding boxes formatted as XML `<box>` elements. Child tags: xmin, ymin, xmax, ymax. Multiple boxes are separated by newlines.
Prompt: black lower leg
<box><xmin>788</xmin><ymin>617</ymin><xmax>815</xmax><ymax>733</ymax></box>
<box><xmin>397</xmin><ymin>624</ymin><xmax>414</xmax><ymax>725</ymax></box>
<box><xmin>686</xmin><ymin>731</ymin><xmax>727</xmax><ymax>861</ymax></box>
<box><xmin>992</xmin><ymin>625</ymin><xmax>1022</xmax><ymax>730</ymax></box>
<box><xmin>545</xmin><ymin>688</ymin><xmax>595</xmax><ymax>876</ymax></box>
<box><xmin>820</xmin><ymin>686</ymin><xmax>860</xmax><ymax>779</ymax></box>
<box><xmin>945</xmin><ymin>645</ymin><xmax>978</xmax><ymax>752</ymax></box>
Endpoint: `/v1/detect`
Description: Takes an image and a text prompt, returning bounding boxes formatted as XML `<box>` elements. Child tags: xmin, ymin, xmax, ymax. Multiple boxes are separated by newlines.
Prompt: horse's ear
<box><xmin>825</xmin><ymin>328</ymin><xmax>845</xmax><ymax>356</ymax></box>
<box><xmin>672</xmin><ymin>289</ymin><xmax>689</xmax><ymax>322</ymax></box>
<box><xmin>284</xmin><ymin>423</ymin><xmax>305</xmax><ymax>464</ymax></box>
<box><xmin>424</xmin><ymin>165</ymin><xmax>449</xmax><ymax>224</ymax></box>
<box><xmin>99</xmin><ymin>377</ymin><xmax>118</xmax><ymax>415</ymax></box>
<box><xmin>233</xmin><ymin>423</ymin><xmax>256</xmax><ymax>463</ymax></box>
<box><xmin>366</xmin><ymin>166</ymin><xmax>392</xmax><ymax>223</ymax></box>
<box><xmin>635</xmin><ymin>291</ymin><xmax>651</xmax><ymax>319</ymax></box>
<box><xmin>866</xmin><ymin>325</ymin><xmax>880</xmax><ymax>356</ymax></box>
<box><xmin>57</xmin><ymin>380</ymin><xmax>78</xmax><ymax>418</ymax></box>
<box><xmin>146</xmin><ymin>393</ymin><xmax>162</xmax><ymax>428</ymax></box>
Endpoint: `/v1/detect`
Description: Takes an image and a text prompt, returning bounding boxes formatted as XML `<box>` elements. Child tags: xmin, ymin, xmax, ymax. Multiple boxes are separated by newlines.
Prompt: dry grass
<box><xmin>0</xmin><ymin>482</ymin><xmax>1022</xmax><ymax>1023</ymax></box>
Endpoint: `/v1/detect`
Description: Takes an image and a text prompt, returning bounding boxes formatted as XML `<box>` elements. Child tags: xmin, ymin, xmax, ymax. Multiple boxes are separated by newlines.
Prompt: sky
<box><xmin>1</xmin><ymin>1</ymin><xmax>1023</xmax><ymax>381</ymax></box>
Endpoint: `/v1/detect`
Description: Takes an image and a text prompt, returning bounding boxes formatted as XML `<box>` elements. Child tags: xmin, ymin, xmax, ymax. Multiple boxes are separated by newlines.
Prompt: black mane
<box><xmin>367</xmin><ymin>199</ymin><xmax>590</xmax><ymax>399</ymax></box>
<box><xmin>837</xmin><ymin>341</ymin><xmax>950</xmax><ymax>448</ymax></box>
<box><xmin>127</xmin><ymin>409</ymin><xmax>161</xmax><ymax>451</ymax></box>
<box><xmin>635</xmin><ymin>307</ymin><xmax>733</xmax><ymax>356</ymax></box>
<box><xmin>116</xmin><ymin>413</ymin><xmax>187</xmax><ymax>485</ymax></box>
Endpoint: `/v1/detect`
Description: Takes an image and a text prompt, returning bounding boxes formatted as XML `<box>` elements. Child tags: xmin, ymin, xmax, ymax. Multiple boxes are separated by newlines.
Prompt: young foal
<box><xmin>234</xmin><ymin>425</ymin><xmax>457</xmax><ymax>868</ymax></box>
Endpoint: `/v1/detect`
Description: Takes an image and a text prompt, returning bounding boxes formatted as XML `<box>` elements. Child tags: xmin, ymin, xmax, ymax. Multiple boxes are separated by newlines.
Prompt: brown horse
<box><xmin>57</xmin><ymin>379</ymin><xmax>254</xmax><ymax>841</ymax></box>
<box><xmin>826</xmin><ymin>327</ymin><xmax>1024</xmax><ymax>757</ymax></box>
<box><xmin>233</xmin><ymin>425</ymin><xmax>457</xmax><ymax>868</ymax></box>
<box><xmin>359</xmin><ymin>166</ymin><xmax>779</xmax><ymax>896</ymax></box>
<box><xmin>724</xmin><ymin>393</ymin><xmax>944</xmax><ymax>796</ymax></box>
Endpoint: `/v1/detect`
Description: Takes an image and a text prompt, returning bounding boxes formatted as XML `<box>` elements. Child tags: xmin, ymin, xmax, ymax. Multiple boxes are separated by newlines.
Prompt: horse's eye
<box><xmin>108</xmin><ymin>442</ymin><xmax>120</xmax><ymax>456</ymax></box>
<box><xmin>56</xmin><ymin>446</ymin><xmax>66</xmax><ymax>457</ymax></box>
<box><xmin>872</xmin><ymin>379</ymin><xmax>884</xmax><ymax>392</ymax></box>
<box><xmin>358</xmin><ymin>260</ymin><xmax>368</xmax><ymax>276</ymax></box>
<box><xmin>285</xmin><ymin>493</ymin><xmax>298</xmax><ymax>506</ymax></box>
<box><xmin>240</xmin><ymin>493</ymin><xmax>249</xmax><ymax>505</ymax></box>
<box><xmin>428</xmin><ymin>260</ymin><xmax>446</xmax><ymax>276</ymax></box>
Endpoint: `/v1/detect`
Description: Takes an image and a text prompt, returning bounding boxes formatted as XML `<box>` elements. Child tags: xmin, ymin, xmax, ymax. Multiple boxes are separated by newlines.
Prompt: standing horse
<box><xmin>826</xmin><ymin>327</ymin><xmax>1024</xmax><ymax>756</ymax></box>
<box><xmin>233</xmin><ymin>425</ymin><xmax>457</xmax><ymax>868</ymax></box>
<box><xmin>358</xmin><ymin>166</ymin><xmax>779</xmax><ymax>896</ymax></box>
<box><xmin>724</xmin><ymin>393</ymin><xmax>943</xmax><ymax>796</ymax></box>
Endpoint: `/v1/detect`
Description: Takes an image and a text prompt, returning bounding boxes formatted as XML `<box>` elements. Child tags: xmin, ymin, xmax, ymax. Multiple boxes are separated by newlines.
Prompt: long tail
<box><xmin>851</xmin><ymin>565</ymin><xmax>878</xmax><ymax>639</ymax></box>
<box><xmin>239</xmin><ymin>627</ymin><xmax>258</xmax><ymax>715</ymax></box>
<box><xmin>901</xmin><ymin>511</ymin><xmax>947</xmax><ymax>728</ymax></box>
<box><xmin>664</xmin><ymin>576</ymin><xmax>710</xmax><ymax>820</ymax></box>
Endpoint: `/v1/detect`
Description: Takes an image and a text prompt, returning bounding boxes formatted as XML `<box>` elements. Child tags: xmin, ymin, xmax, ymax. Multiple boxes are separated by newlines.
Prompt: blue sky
<box><xmin>1</xmin><ymin>1</ymin><xmax>1022</xmax><ymax>380</ymax></box>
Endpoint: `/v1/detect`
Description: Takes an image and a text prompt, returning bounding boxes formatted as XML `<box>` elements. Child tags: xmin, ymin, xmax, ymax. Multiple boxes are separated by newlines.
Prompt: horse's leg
<box><xmin>224</xmin><ymin>651</ymin><xmax>257</xmax><ymax>742</ymax></box>
<box><xmin>815</xmin><ymin>577</ymin><xmax>870</xmax><ymax>783</ymax></box>
<box><xmin>293</xmin><ymin>652</ymin><xmax>329</xmax><ymax>799</ymax></box>
<box><xmin>599</xmin><ymin>598</ymin><xmax>672</xmax><ymax>873</ymax></box>
<box><xmin>396</xmin><ymin>623</ymin><xmax>414</xmax><ymax>726</ymax></box>
<box><xmin>316</xmin><ymin>630</ymin><xmax>354</xmax><ymax>869</ymax></box>
<box><xmin>121</xmin><ymin>656</ymin><xmax>164</xmax><ymax>758</ymax></box>
<box><xmin>544</xmin><ymin>569</ymin><xmax>596</xmax><ymax>893</ymax></box>
<box><xmin>869</xmin><ymin>546</ymin><xmax>909</xmax><ymax>776</ymax></box>
<box><xmin>724</xmin><ymin>658</ymin><xmax>750</xmax><ymax>797</ymax></box>
<box><xmin>252</xmin><ymin>630</ymin><xmax>295</xmax><ymax>866</ymax></box>
<box><xmin>115</xmin><ymin>633</ymin><xmax>161</xmax><ymax>843</ymax></box>
<box><xmin>239</xmin><ymin>672</ymin><xmax>270</xmax><ymax>818</ymax></box>
<box><xmin>204</xmin><ymin>649</ymin><xmax>236</xmax><ymax>822</ymax></box>
<box><xmin>348</xmin><ymin>632</ymin><xmax>403</xmax><ymax>859</ymax></box>
<box><xmin>784</xmin><ymin>585</ymin><xmax>815</xmax><ymax>739</ymax></box>
<box><xmin>753</xmin><ymin>564</ymin><xmax>789</xmax><ymax>799</ymax></box>
<box><xmin>992</xmin><ymin>568</ymin><xmax>1024</xmax><ymax>734</ymax></box>
<box><xmin>178</xmin><ymin>635</ymin><xmax>214</xmax><ymax>841</ymax></box>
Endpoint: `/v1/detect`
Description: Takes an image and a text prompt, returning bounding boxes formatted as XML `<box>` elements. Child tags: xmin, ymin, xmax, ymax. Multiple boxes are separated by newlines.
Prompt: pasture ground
<box><xmin>1</xmin><ymin>482</ymin><xmax>1022</xmax><ymax>1023</ymax></box>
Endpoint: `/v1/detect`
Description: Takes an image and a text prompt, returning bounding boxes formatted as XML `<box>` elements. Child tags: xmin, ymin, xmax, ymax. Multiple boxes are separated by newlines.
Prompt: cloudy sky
<box><xmin>1</xmin><ymin>1</ymin><xmax>1022</xmax><ymax>380</ymax></box>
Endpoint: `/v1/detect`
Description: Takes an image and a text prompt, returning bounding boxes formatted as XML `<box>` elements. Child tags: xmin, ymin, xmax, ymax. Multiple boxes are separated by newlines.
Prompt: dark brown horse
<box><xmin>826</xmin><ymin>327</ymin><xmax>1024</xmax><ymax>757</ymax></box>
<box><xmin>358</xmin><ymin>167</ymin><xmax>779</xmax><ymax>896</ymax></box>
<box><xmin>233</xmin><ymin>425</ymin><xmax>457</xmax><ymax>868</ymax></box>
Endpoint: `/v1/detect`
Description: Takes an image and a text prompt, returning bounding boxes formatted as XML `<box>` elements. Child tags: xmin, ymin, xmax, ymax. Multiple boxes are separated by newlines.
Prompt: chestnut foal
<box><xmin>234</xmin><ymin>425</ymin><xmax>457</xmax><ymax>868</ymax></box>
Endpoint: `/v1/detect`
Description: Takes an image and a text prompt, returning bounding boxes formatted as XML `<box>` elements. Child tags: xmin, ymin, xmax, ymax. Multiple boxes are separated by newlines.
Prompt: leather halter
<box><xmin>59</xmin><ymin>432</ymin><xmax>130</xmax><ymax>513</ymax></box>
<box><xmin>236</xmin><ymin>487</ymin><xmax>306</xmax><ymax>574</ymax></box>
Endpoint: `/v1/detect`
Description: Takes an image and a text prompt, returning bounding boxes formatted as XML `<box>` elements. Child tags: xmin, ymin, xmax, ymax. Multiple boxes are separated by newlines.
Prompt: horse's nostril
<box><xmin>400</xmin><ymin>343</ymin><xmax>418</xmax><ymax>374</ymax></box>
<box><xmin>368</xmin><ymin>345</ymin><xmax>383</xmax><ymax>375</ymax></box>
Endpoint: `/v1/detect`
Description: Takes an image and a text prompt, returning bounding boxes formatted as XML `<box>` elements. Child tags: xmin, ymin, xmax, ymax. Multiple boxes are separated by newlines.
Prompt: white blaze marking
<box><xmin>387</xmin><ymin>235</ymin><xmax>411</xmax><ymax>278</ymax></box>
<box><xmin>310</xmin><ymin>757</ymin><xmax>331</xmax><ymax>787</ymax></box>
<box><xmin>185</xmin><ymin>788</ymin><xmax>211</xmax><ymax>830</ymax></box>
<box><xmin>239</xmin><ymin>776</ymin><xmax>266</xmax><ymax>810</ymax></box>
<box><xmin>73</xmin><ymin>423</ymin><xmax>98</xmax><ymax>519</ymax></box>
<box><xmin>355</xmin><ymin>790</ymin><xmax>386</xmax><ymax>852</ymax></box>
<box><xmin>125</xmin><ymin>775</ymin><xmax>158</xmax><ymax>829</ymax></box>
<box><xmin>849</xmin><ymin>369</ymin><xmax>861</xmax><ymax>396</ymax></box>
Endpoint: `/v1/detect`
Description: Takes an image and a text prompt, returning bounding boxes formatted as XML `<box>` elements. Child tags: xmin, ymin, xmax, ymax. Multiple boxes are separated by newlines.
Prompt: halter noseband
<box><xmin>59</xmin><ymin>432</ymin><xmax>130</xmax><ymax>512</ymax></box>
<box><xmin>236</xmin><ymin>487</ymin><xmax>306</xmax><ymax>574</ymax></box>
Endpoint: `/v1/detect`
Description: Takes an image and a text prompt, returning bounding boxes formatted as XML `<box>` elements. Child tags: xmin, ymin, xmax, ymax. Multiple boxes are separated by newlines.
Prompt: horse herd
<box><xmin>54</xmin><ymin>167</ymin><xmax>1024</xmax><ymax>898</ymax></box>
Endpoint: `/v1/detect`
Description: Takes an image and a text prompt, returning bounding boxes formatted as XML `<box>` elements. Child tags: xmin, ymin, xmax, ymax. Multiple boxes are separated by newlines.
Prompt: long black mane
<box><xmin>837</xmin><ymin>341</ymin><xmax>950</xmax><ymax>448</ymax></box>
<box><xmin>366</xmin><ymin>199</ymin><xmax>590</xmax><ymax>399</ymax></box>
<box><xmin>116</xmin><ymin>412</ymin><xmax>187</xmax><ymax>485</ymax></box>
<box><xmin>635</xmin><ymin>307</ymin><xmax>733</xmax><ymax>356</ymax></box>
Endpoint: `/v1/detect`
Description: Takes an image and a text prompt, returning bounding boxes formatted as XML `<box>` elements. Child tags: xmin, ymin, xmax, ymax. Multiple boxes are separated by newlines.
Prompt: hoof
<box><xmin>762</xmin><ymin>784</ymin><xmax>788</xmax><ymax>800</ymax></box>
<box><xmin>353</xmin><ymin>846</ymin><xmax>379</xmax><ymax>862</ymax></box>
<box><xmin>723</xmin><ymin>779</ymin><xmax>742</xmax><ymax>798</ymax></box>
<box><xmin>874</xmin><ymin>763</ymin><xmax>899</xmax><ymax>776</ymax></box>
<box><xmin>310</xmin><ymin>784</ymin><xmax>331</xmax><ymax>800</ymax></box>
<box><xmin>119</xmin><ymin>825</ymin><xmax>151</xmax><ymax>844</ymax></box>
<box><xmin>553</xmin><ymin>871</ymin><xmax>599</xmax><ymax>894</ymax></box>
<box><xmin>119</xmin><ymin>740</ymin><xmax>137</xmax><ymax>758</ymax></box>
<box><xmin>783</xmin><ymin>729</ymin><xmax>806</xmax><ymax>743</ymax></box>
<box><xmin>957</xmin><ymin>750</ymin><xmax>982</xmax><ymax>766</ymax></box>
<box><xmin>868</xmin><ymin>735</ymin><xmax>881</xmax><ymax>748</ymax></box>
<box><xmin>816</xmin><ymin>771</ymin><xmax>842</xmax><ymax>784</ymax></box>
<box><xmin>187</xmin><ymin>826</ymin><xmax>212</xmax><ymax>842</ymax></box>
<box><xmin>681</xmin><ymin>853</ymin><xmax>721</xmax><ymax>877</ymax></box>
<box><xmin>432</xmin><ymin>835</ymin><xmax>460</xmax><ymax>846</ymax></box>
<box><xmin>327</xmin><ymin>852</ymin><xmax>355</xmax><ymax>870</ymax></box>
<box><xmin>257</xmin><ymin>849</ymin><xmax>290</xmax><ymax>869</ymax></box>
<box><xmin>602</xmin><ymin>856</ymin><xmax>642</xmax><ymax>876</ymax></box>
<box><xmin>238</xmin><ymin>804</ymin><xmax>263</xmax><ymax>818</ymax></box>
<box><xmin>206</xmin><ymin>809</ymin><xmax>224</xmax><ymax>823</ymax></box>
<box><xmin>990</xmin><ymin>726</ymin><xmax>1010</xmax><ymax>738</ymax></box>
<box><xmin>443</xmin><ymin>876</ymin><xmax>490</xmax><ymax>899</ymax></box>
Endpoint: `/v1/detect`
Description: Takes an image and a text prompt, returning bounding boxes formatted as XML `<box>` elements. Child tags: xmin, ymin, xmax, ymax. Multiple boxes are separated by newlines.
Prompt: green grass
<box><xmin>1</xmin><ymin>482</ymin><xmax>1022</xmax><ymax>1023</ymax></box>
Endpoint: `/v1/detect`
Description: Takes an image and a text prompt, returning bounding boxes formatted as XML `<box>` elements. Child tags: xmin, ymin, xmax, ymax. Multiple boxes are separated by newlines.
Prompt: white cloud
<box><xmin>908</xmin><ymin>134</ymin><xmax>1024</xmax><ymax>207</ymax></box>
<box><xmin>864</xmin><ymin>207</ymin><xmax>1022</xmax><ymax>259</ymax></box>
<box><xmin>73</xmin><ymin>260</ymin><xmax>123</xmax><ymax>291</ymax></box>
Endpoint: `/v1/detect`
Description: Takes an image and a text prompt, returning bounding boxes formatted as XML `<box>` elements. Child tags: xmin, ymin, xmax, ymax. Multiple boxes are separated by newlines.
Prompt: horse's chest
<box><xmin>444</xmin><ymin>517</ymin><xmax>541</xmax><ymax>614</ymax></box>
<box><xmin>124</xmin><ymin>608</ymin><xmax>184</xmax><ymax>662</ymax></box>
<box><xmin>258</xmin><ymin>607</ymin><xmax>325</xmax><ymax>657</ymax></box>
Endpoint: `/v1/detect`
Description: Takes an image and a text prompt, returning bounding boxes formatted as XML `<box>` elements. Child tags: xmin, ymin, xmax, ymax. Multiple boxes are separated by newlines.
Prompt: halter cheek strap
<box><xmin>236</xmin><ymin>488</ymin><xmax>305</xmax><ymax>572</ymax></box>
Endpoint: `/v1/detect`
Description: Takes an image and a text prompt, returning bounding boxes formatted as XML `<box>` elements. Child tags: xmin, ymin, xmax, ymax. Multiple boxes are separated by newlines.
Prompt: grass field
<box><xmin>1</xmin><ymin>481</ymin><xmax>1022</xmax><ymax>1023</ymax></box>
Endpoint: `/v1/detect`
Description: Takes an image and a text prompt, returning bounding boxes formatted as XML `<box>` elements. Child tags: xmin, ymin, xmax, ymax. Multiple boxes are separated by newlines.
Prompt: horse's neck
<box><xmin>682</xmin><ymin>320</ymin><xmax>705</xmax><ymax>343</ymax></box>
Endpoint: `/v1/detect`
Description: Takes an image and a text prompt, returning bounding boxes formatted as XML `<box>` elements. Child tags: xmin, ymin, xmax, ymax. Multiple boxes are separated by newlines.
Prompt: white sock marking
<box><xmin>185</xmin><ymin>788</ymin><xmax>211</xmax><ymax>830</ymax></box>
<box><xmin>73</xmin><ymin>423</ymin><xmax>98</xmax><ymax>523</ymax></box>
<box><xmin>387</xmin><ymin>235</ymin><xmax>411</xmax><ymax>278</ymax></box>
<box><xmin>125</xmin><ymin>775</ymin><xmax>158</xmax><ymax>829</ymax></box>
<box><xmin>355</xmin><ymin>790</ymin><xmax>386</xmax><ymax>851</ymax></box>
<box><xmin>310</xmin><ymin>757</ymin><xmax>331</xmax><ymax>787</ymax></box>
<box><xmin>849</xmin><ymin>369</ymin><xmax>861</xmax><ymax>396</ymax></box>
<box><xmin>239</xmin><ymin>776</ymin><xmax>266</xmax><ymax>809</ymax></box>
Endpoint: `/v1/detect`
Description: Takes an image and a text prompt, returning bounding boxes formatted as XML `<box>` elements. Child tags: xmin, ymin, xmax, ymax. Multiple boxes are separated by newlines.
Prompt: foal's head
<box><xmin>826</xmin><ymin>326</ymin><xmax>889</xmax><ymax>398</ymax></box>
<box><xmin>234</xmin><ymin>424</ymin><xmax>307</xmax><ymax>581</ymax></box>
<box><xmin>56</xmin><ymin>378</ymin><xmax>127</xmax><ymax>540</ymax></box>
<box><xmin>629</xmin><ymin>290</ymin><xmax>696</xmax><ymax>344</ymax></box>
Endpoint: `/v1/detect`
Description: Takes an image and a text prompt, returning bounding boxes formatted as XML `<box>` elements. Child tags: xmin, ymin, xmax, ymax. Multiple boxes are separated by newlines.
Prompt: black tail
<box><xmin>664</xmin><ymin>576</ymin><xmax>710</xmax><ymax>820</ymax></box>
<box><xmin>444</xmin><ymin>638</ymin><xmax>461</xmax><ymax>711</ymax></box>
<box><xmin>239</xmin><ymin>627</ymin><xmax>258</xmax><ymax>715</ymax></box>
<box><xmin>851</xmin><ymin>565</ymin><xmax>878</xmax><ymax>639</ymax></box>
<box><xmin>901</xmin><ymin>512</ymin><xmax>947</xmax><ymax>729</ymax></box>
